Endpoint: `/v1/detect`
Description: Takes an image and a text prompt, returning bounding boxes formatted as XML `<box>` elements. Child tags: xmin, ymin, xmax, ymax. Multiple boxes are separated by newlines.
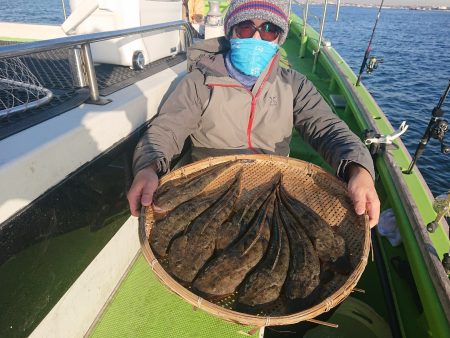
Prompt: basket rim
<box><xmin>138</xmin><ymin>154</ymin><xmax>370</xmax><ymax>327</ymax></box>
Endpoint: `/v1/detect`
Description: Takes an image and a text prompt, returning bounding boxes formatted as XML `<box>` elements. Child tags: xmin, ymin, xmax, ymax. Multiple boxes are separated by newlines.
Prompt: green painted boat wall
<box><xmin>285</xmin><ymin>14</ymin><xmax>449</xmax><ymax>338</ymax></box>
<box><xmin>0</xmin><ymin>215</ymin><xmax>125</xmax><ymax>337</ymax></box>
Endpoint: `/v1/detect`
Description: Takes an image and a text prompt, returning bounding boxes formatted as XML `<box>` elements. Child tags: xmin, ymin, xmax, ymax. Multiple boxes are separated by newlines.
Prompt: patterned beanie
<box><xmin>224</xmin><ymin>0</ymin><xmax>290</xmax><ymax>45</ymax></box>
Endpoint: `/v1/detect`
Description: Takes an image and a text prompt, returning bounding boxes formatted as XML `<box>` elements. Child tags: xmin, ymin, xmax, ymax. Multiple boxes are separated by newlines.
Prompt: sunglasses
<box><xmin>234</xmin><ymin>20</ymin><xmax>281</xmax><ymax>42</ymax></box>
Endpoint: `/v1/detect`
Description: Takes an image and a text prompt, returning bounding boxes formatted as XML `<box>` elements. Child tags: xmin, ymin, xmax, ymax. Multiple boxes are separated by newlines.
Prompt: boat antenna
<box><xmin>355</xmin><ymin>0</ymin><xmax>385</xmax><ymax>86</ymax></box>
<box><xmin>405</xmin><ymin>80</ymin><xmax>450</xmax><ymax>175</ymax></box>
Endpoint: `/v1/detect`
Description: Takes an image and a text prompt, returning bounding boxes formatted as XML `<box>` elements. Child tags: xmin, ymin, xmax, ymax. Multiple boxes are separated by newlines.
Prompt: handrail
<box><xmin>0</xmin><ymin>20</ymin><xmax>190</xmax><ymax>59</ymax></box>
<box><xmin>0</xmin><ymin>19</ymin><xmax>193</xmax><ymax>104</ymax></box>
<box><xmin>312</xmin><ymin>0</ymin><xmax>329</xmax><ymax>73</ymax></box>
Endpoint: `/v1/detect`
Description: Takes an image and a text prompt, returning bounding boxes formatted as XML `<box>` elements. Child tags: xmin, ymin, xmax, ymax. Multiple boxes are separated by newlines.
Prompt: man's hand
<box><xmin>127</xmin><ymin>165</ymin><xmax>159</xmax><ymax>217</ymax></box>
<box><xmin>346</xmin><ymin>164</ymin><xmax>380</xmax><ymax>228</ymax></box>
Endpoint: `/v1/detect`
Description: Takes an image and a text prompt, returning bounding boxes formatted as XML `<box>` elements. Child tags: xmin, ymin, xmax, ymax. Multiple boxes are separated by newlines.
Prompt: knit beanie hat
<box><xmin>224</xmin><ymin>0</ymin><xmax>290</xmax><ymax>45</ymax></box>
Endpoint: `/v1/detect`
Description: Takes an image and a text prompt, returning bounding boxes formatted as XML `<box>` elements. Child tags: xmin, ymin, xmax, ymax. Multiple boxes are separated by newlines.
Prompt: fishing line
<box><xmin>356</xmin><ymin>0</ymin><xmax>385</xmax><ymax>86</ymax></box>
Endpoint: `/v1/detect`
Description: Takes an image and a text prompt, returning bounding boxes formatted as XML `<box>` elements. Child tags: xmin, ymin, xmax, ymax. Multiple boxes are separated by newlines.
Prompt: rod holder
<box><xmin>312</xmin><ymin>0</ymin><xmax>329</xmax><ymax>74</ymax></box>
<box><xmin>70</xmin><ymin>46</ymin><xmax>87</xmax><ymax>88</ymax></box>
<box><xmin>427</xmin><ymin>192</ymin><xmax>450</xmax><ymax>233</ymax></box>
<box><xmin>299</xmin><ymin>0</ymin><xmax>310</xmax><ymax>59</ymax></box>
<box><xmin>80</xmin><ymin>43</ymin><xmax>111</xmax><ymax>105</ymax></box>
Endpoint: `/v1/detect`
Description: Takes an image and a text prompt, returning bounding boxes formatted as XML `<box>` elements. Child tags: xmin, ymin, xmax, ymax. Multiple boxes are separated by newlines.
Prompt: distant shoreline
<box><xmin>303</xmin><ymin>3</ymin><xmax>450</xmax><ymax>11</ymax></box>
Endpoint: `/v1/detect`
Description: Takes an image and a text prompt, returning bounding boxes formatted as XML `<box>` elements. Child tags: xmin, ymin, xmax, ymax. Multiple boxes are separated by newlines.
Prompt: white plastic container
<box><xmin>66</xmin><ymin>0</ymin><xmax>182</xmax><ymax>68</ymax></box>
<box><xmin>377</xmin><ymin>208</ymin><xmax>402</xmax><ymax>247</ymax></box>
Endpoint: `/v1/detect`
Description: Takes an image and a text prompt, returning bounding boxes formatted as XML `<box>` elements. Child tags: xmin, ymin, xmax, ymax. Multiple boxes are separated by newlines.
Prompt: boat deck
<box><xmin>90</xmin><ymin>255</ymin><xmax>258</xmax><ymax>338</ymax></box>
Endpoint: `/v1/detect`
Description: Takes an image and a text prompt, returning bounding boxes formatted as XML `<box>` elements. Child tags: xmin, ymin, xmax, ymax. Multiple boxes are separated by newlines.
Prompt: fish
<box><xmin>278</xmin><ymin>197</ymin><xmax>321</xmax><ymax>300</ymax></box>
<box><xmin>154</xmin><ymin>161</ymin><xmax>238</xmax><ymax>212</ymax></box>
<box><xmin>279</xmin><ymin>185</ymin><xmax>346</xmax><ymax>263</ymax></box>
<box><xmin>237</xmin><ymin>195</ymin><xmax>290</xmax><ymax>306</ymax></box>
<box><xmin>192</xmin><ymin>184</ymin><xmax>278</xmax><ymax>298</ymax></box>
<box><xmin>167</xmin><ymin>170</ymin><xmax>242</xmax><ymax>283</ymax></box>
<box><xmin>215</xmin><ymin>172</ymin><xmax>282</xmax><ymax>251</ymax></box>
<box><xmin>150</xmin><ymin>179</ymin><xmax>234</xmax><ymax>257</ymax></box>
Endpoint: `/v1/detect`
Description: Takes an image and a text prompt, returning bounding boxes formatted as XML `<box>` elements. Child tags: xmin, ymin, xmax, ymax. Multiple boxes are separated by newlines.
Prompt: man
<box><xmin>128</xmin><ymin>0</ymin><xmax>380</xmax><ymax>227</ymax></box>
<box><xmin>183</xmin><ymin>0</ymin><xmax>205</xmax><ymax>23</ymax></box>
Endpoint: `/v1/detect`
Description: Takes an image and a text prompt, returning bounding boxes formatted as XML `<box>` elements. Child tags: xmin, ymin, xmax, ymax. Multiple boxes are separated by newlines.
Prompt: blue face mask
<box><xmin>230</xmin><ymin>38</ymin><xmax>279</xmax><ymax>77</ymax></box>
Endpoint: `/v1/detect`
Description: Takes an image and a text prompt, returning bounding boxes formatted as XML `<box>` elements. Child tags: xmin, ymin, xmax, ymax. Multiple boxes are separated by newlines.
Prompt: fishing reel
<box><xmin>366</xmin><ymin>55</ymin><xmax>383</xmax><ymax>74</ymax></box>
<box><xmin>430</xmin><ymin>118</ymin><xmax>450</xmax><ymax>154</ymax></box>
<box><xmin>406</xmin><ymin>80</ymin><xmax>450</xmax><ymax>174</ymax></box>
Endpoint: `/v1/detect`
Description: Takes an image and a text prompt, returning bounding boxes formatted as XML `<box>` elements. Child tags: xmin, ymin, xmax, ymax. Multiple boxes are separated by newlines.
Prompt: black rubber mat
<box><xmin>0</xmin><ymin>88</ymin><xmax>91</xmax><ymax>140</ymax></box>
<box><xmin>97</xmin><ymin>53</ymin><xmax>186</xmax><ymax>96</ymax></box>
<box><xmin>0</xmin><ymin>41</ymin><xmax>186</xmax><ymax>140</ymax></box>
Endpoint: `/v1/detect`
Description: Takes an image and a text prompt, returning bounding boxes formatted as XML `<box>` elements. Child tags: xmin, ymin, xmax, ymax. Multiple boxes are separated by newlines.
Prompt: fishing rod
<box><xmin>405</xmin><ymin>80</ymin><xmax>450</xmax><ymax>175</ymax></box>
<box><xmin>288</xmin><ymin>0</ymin><xmax>293</xmax><ymax>23</ymax></box>
<box><xmin>355</xmin><ymin>0</ymin><xmax>385</xmax><ymax>86</ymax></box>
<box><xmin>335</xmin><ymin>0</ymin><xmax>341</xmax><ymax>21</ymax></box>
<box><xmin>60</xmin><ymin>0</ymin><xmax>67</xmax><ymax>20</ymax></box>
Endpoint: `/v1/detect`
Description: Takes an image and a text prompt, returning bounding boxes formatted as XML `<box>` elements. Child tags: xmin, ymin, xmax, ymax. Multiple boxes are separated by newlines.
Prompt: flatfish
<box><xmin>237</xmin><ymin>196</ymin><xmax>290</xmax><ymax>306</ymax></box>
<box><xmin>278</xmin><ymin>198</ymin><xmax>321</xmax><ymax>300</ymax></box>
<box><xmin>279</xmin><ymin>185</ymin><xmax>346</xmax><ymax>263</ymax></box>
<box><xmin>192</xmin><ymin>185</ymin><xmax>278</xmax><ymax>298</ymax></box>
<box><xmin>215</xmin><ymin>172</ymin><xmax>282</xmax><ymax>251</ymax></box>
<box><xmin>150</xmin><ymin>178</ymin><xmax>234</xmax><ymax>257</ymax></box>
<box><xmin>167</xmin><ymin>171</ymin><xmax>242</xmax><ymax>283</ymax></box>
<box><xmin>154</xmin><ymin>161</ymin><xmax>238</xmax><ymax>212</ymax></box>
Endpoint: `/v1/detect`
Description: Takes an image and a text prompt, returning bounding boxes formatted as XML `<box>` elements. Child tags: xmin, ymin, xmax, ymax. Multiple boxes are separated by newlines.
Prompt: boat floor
<box><xmin>89</xmin><ymin>252</ymin><xmax>391</xmax><ymax>337</ymax></box>
<box><xmin>89</xmin><ymin>255</ymin><xmax>259</xmax><ymax>338</ymax></box>
<box><xmin>0</xmin><ymin>40</ymin><xmax>186</xmax><ymax>140</ymax></box>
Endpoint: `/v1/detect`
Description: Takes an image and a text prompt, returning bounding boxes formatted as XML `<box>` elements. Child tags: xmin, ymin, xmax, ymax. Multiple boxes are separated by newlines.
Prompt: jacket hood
<box><xmin>187</xmin><ymin>37</ymin><xmax>230</xmax><ymax>76</ymax></box>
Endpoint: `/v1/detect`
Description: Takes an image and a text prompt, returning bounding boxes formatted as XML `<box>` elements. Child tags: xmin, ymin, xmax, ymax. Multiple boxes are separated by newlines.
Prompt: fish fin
<box><xmin>241</xmin><ymin>204</ymin><xmax>269</xmax><ymax>256</ymax></box>
<box><xmin>270</xmin><ymin>195</ymin><xmax>283</xmax><ymax>271</ymax></box>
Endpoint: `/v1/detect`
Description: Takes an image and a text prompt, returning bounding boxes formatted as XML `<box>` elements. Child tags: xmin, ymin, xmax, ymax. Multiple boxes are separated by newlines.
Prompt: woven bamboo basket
<box><xmin>139</xmin><ymin>154</ymin><xmax>370</xmax><ymax>327</ymax></box>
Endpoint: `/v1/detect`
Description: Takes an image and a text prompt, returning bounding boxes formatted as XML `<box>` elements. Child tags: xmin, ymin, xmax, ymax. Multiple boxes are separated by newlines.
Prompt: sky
<box><xmin>340</xmin><ymin>0</ymin><xmax>449</xmax><ymax>6</ymax></box>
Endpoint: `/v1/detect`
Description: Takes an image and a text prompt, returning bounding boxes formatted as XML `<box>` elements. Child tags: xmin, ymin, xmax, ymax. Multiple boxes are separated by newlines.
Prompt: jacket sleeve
<box><xmin>291</xmin><ymin>71</ymin><xmax>375</xmax><ymax>181</ymax></box>
<box><xmin>132</xmin><ymin>70</ymin><xmax>208</xmax><ymax>176</ymax></box>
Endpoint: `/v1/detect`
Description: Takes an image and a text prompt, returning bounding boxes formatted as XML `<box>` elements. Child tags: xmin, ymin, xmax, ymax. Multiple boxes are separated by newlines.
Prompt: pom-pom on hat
<box><xmin>224</xmin><ymin>0</ymin><xmax>290</xmax><ymax>45</ymax></box>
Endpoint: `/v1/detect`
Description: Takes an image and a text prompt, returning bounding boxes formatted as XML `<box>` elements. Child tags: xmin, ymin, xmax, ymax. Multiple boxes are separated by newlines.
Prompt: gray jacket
<box><xmin>133</xmin><ymin>37</ymin><xmax>375</xmax><ymax>180</ymax></box>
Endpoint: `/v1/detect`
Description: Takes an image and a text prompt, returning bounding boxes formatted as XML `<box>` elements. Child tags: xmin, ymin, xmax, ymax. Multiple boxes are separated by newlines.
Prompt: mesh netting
<box><xmin>0</xmin><ymin>57</ymin><xmax>53</xmax><ymax>117</ymax></box>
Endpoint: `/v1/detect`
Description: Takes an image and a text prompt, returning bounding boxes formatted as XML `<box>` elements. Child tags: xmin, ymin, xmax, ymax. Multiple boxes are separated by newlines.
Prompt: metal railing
<box><xmin>291</xmin><ymin>0</ymin><xmax>337</xmax><ymax>72</ymax></box>
<box><xmin>0</xmin><ymin>20</ymin><xmax>193</xmax><ymax>103</ymax></box>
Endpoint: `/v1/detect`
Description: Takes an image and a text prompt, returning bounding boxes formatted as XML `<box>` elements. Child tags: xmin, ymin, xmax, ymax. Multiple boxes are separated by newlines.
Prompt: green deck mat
<box><xmin>90</xmin><ymin>255</ymin><xmax>259</xmax><ymax>338</ymax></box>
